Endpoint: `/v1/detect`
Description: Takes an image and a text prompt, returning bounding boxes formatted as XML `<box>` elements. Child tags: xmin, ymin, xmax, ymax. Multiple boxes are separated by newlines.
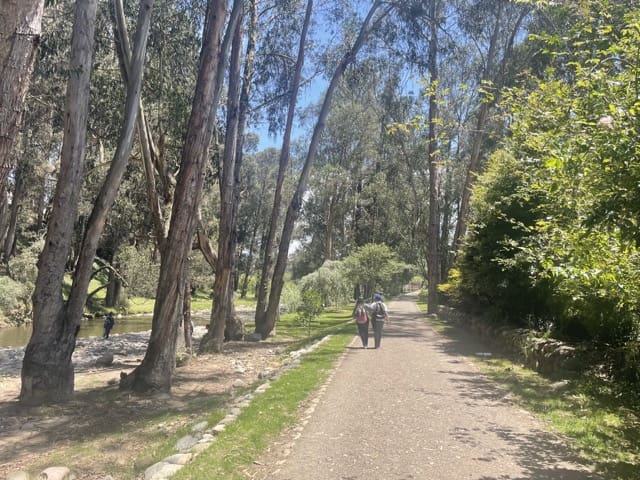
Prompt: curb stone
<box><xmin>4</xmin><ymin>336</ymin><xmax>331</xmax><ymax>480</ymax></box>
<box><xmin>139</xmin><ymin>335</ymin><xmax>331</xmax><ymax>479</ymax></box>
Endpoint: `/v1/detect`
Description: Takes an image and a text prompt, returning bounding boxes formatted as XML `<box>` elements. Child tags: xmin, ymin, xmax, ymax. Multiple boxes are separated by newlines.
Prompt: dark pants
<box><xmin>356</xmin><ymin>321</ymin><xmax>369</xmax><ymax>347</ymax></box>
<box><xmin>373</xmin><ymin>320</ymin><xmax>384</xmax><ymax>348</ymax></box>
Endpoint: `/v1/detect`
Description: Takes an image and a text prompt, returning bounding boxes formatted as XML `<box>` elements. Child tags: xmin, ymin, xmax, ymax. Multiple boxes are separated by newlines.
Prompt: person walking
<box><xmin>368</xmin><ymin>293</ymin><xmax>388</xmax><ymax>349</ymax></box>
<box><xmin>352</xmin><ymin>297</ymin><xmax>369</xmax><ymax>348</ymax></box>
<box><xmin>103</xmin><ymin>312</ymin><xmax>115</xmax><ymax>339</ymax></box>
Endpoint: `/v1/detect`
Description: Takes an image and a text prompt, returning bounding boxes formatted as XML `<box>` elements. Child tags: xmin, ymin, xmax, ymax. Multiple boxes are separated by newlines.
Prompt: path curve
<box><xmin>250</xmin><ymin>293</ymin><xmax>600</xmax><ymax>480</ymax></box>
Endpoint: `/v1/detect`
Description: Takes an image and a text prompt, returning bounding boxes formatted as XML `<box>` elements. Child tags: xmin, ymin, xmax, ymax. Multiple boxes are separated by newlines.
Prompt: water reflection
<box><xmin>0</xmin><ymin>313</ymin><xmax>211</xmax><ymax>349</ymax></box>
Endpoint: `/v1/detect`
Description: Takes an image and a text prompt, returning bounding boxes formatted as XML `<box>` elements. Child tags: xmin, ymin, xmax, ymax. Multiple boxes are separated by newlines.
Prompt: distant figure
<box><xmin>352</xmin><ymin>297</ymin><xmax>369</xmax><ymax>348</ymax></box>
<box><xmin>103</xmin><ymin>312</ymin><xmax>115</xmax><ymax>339</ymax></box>
<box><xmin>367</xmin><ymin>293</ymin><xmax>388</xmax><ymax>349</ymax></box>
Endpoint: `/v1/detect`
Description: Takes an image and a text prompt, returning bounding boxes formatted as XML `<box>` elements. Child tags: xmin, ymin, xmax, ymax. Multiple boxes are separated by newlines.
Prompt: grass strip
<box><xmin>173</xmin><ymin>324</ymin><xmax>354</xmax><ymax>480</ymax></box>
<box><xmin>423</xmin><ymin>310</ymin><xmax>640</xmax><ymax>480</ymax></box>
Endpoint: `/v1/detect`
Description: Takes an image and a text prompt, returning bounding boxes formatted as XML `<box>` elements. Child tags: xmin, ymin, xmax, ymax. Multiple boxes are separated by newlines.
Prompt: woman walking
<box><xmin>368</xmin><ymin>293</ymin><xmax>388</xmax><ymax>349</ymax></box>
<box><xmin>352</xmin><ymin>297</ymin><xmax>369</xmax><ymax>348</ymax></box>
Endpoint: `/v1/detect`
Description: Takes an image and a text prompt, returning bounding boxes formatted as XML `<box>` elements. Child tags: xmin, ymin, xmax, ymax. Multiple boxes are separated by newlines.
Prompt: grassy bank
<box><xmin>173</xmin><ymin>325</ymin><xmax>353</xmax><ymax>479</ymax></box>
<box><xmin>420</xmin><ymin>303</ymin><xmax>640</xmax><ymax>480</ymax></box>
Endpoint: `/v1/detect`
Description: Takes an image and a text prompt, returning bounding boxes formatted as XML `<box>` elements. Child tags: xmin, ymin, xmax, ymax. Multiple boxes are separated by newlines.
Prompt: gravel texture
<box><xmin>249</xmin><ymin>293</ymin><xmax>601</xmax><ymax>480</ymax></box>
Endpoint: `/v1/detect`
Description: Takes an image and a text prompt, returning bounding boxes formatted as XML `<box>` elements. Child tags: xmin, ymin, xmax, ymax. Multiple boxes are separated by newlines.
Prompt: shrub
<box><xmin>343</xmin><ymin>243</ymin><xmax>414</xmax><ymax>298</ymax></box>
<box><xmin>279</xmin><ymin>281</ymin><xmax>301</xmax><ymax>313</ymax></box>
<box><xmin>118</xmin><ymin>245</ymin><xmax>161</xmax><ymax>298</ymax></box>
<box><xmin>0</xmin><ymin>276</ymin><xmax>31</xmax><ymax>323</ymax></box>
<box><xmin>456</xmin><ymin>150</ymin><xmax>551</xmax><ymax>326</ymax></box>
<box><xmin>298</xmin><ymin>260</ymin><xmax>351</xmax><ymax>308</ymax></box>
<box><xmin>296</xmin><ymin>289</ymin><xmax>324</xmax><ymax>337</ymax></box>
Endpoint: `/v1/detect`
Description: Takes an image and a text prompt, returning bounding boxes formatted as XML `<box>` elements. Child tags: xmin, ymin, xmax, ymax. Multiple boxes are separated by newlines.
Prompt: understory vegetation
<box><xmin>448</xmin><ymin>3</ymin><xmax>640</xmax><ymax>388</ymax></box>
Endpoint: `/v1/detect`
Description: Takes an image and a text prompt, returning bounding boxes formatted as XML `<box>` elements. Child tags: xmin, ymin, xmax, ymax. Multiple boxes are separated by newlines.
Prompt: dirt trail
<box><xmin>249</xmin><ymin>293</ymin><xmax>601</xmax><ymax>480</ymax></box>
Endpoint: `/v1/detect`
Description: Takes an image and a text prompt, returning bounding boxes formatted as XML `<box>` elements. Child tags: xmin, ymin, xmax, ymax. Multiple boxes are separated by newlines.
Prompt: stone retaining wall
<box><xmin>437</xmin><ymin>306</ymin><xmax>584</xmax><ymax>375</ymax></box>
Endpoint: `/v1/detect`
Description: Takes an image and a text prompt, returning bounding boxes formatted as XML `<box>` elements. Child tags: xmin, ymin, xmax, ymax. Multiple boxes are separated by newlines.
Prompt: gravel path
<box><xmin>251</xmin><ymin>293</ymin><xmax>601</xmax><ymax>480</ymax></box>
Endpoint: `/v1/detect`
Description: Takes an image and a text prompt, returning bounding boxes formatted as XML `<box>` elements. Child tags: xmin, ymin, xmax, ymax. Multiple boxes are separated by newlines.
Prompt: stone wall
<box><xmin>438</xmin><ymin>306</ymin><xmax>584</xmax><ymax>375</ymax></box>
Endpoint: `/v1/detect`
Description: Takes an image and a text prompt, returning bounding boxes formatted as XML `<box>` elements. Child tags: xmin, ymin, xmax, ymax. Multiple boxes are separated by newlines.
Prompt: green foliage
<box><xmin>7</xmin><ymin>239</ymin><xmax>43</xmax><ymax>286</ymax></box>
<box><xmin>457</xmin><ymin>150</ymin><xmax>555</xmax><ymax>326</ymax></box>
<box><xmin>118</xmin><ymin>245</ymin><xmax>160</xmax><ymax>299</ymax></box>
<box><xmin>296</xmin><ymin>289</ymin><xmax>324</xmax><ymax>337</ymax></box>
<box><xmin>0</xmin><ymin>239</ymin><xmax>44</xmax><ymax>322</ymax></box>
<box><xmin>0</xmin><ymin>276</ymin><xmax>31</xmax><ymax>322</ymax></box>
<box><xmin>279</xmin><ymin>281</ymin><xmax>302</xmax><ymax>314</ymax></box>
<box><xmin>298</xmin><ymin>260</ymin><xmax>352</xmax><ymax>307</ymax></box>
<box><xmin>343</xmin><ymin>243</ymin><xmax>414</xmax><ymax>298</ymax></box>
<box><xmin>455</xmin><ymin>1</ymin><xmax>640</xmax><ymax>371</ymax></box>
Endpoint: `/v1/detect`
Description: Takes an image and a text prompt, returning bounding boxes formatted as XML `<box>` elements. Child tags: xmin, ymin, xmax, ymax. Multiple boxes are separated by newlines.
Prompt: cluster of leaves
<box><xmin>295</xmin><ymin>289</ymin><xmax>324</xmax><ymax>337</ymax></box>
<box><xmin>298</xmin><ymin>260</ymin><xmax>352</xmax><ymax>308</ymax></box>
<box><xmin>0</xmin><ymin>240</ymin><xmax>43</xmax><ymax>323</ymax></box>
<box><xmin>457</xmin><ymin>1</ymin><xmax>640</xmax><ymax>380</ymax></box>
<box><xmin>342</xmin><ymin>243</ymin><xmax>414</xmax><ymax>299</ymax></box>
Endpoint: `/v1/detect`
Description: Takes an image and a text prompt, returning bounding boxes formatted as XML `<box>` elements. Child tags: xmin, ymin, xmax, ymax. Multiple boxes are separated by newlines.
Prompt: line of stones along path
<box><xmin>250</xmin><ymin>292</ymin><xmax>601</xmax><ymax>480</ymax></box>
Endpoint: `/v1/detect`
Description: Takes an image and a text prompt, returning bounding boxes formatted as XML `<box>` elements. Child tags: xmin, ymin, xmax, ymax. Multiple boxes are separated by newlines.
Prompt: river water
<box><xmin>0</xmin><ymin>312</ymin><xmax>213</xmax><ymax>349</ymax></box>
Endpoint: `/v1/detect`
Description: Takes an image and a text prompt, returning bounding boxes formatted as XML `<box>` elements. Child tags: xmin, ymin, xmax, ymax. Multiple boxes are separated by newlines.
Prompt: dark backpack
<box><xmin>374</xmin><ymin>301</ymin><xmax>385</xmax><ymax>321</ymax></box>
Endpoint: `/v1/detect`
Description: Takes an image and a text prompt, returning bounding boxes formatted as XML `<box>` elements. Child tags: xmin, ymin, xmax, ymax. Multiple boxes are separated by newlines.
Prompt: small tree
<box><xmin>296</xmin><ymin>288</ymin><xmax>323</xmax><ymax>337</ymax></box>
<box><xmin>343</xmin><ymin>243</ymin><xmax>412</xmax><ymax>299</ymax></box>
<box><xmin>298</xmin><ymin>260</ymin><xmax>351</xmax><ymax>308</ymax></box>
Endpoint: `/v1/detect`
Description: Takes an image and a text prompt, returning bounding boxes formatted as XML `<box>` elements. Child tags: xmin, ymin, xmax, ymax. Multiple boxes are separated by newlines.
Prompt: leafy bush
<box><xmin>279</xmin><ymin>281</ymin><xmax>301</xmax><ymax>313</ymax></box>
<box><xmin>298</xmin><ymin>260</ymin><xmax>351</xmax><ymax>308</ymax></box>
<box><xmin>7</xmin><ymin>238</ymin><xmax>42</xmax><ymax>285</ymax></box>
<box><xmin>343</xmin><ymin>243</ymin><xmax>414</xmax><ymax>299</ymax></box>
<box><xmin>456</xmin><ymin>150</ymin><xmax>553</xmax><ymax>326</ymax></box>
<box><xmin>0</xmin><ymin>276</ymin><xmax>31</xmax><ymax>323</ymax></box>
<box><xmin>118</xmin><ymin>245</ymin><xmax>160</xmax><ymax>298</ymax></box>
<box><xmin>296</xmin><ymin>289</ymin><xmax>324</xmax><ymax>337</ymax></box>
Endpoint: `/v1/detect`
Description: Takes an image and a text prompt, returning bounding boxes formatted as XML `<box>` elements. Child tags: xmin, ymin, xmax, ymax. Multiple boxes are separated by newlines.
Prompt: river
<box><xmin>0</xmin><ymin>312</ymin><xmax>213</xmax><ymax>349</ymax></box>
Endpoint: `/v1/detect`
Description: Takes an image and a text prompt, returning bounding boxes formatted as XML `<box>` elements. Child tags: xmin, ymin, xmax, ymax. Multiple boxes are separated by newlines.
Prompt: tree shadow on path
<box><xmin>386</xmin><ymin>296</ymin><xmax>604</xmax><ymax>480</ymax></box>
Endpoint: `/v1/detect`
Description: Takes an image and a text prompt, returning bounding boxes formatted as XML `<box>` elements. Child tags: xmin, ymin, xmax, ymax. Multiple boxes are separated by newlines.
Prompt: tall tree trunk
<box><xmin>439</xmin><ymin>172</ymin><xmax>451</xmax><ymax>283</ymax></box>
<box><xmin>111</xmin><ymin>0</ymin><xmax>168</xmax><ymax>250</ymax></box>
<box><xmin>3</xmin><ymin>155</ymin><xmax>26</xmax><ymax>261</ymax></box>
<box><xmin>258</xmin><ymin>1</ymin><xmax>393</xmax><ymax>338</ymax></box>
<box><xmin>225</xmin><ymin>0</ymin><xmax>257</xmax><ymax>335</ymax></box>
<box><xmin>426</xmin><ymin>0</ymin><xmax>440</xmax><ymax>315</ymax></box>
<box><xmin>120</xmin><ymin>0</ymin><xmax>228</xmax><ymax>394</ymax></box>
<box><xmin>21</xmin><ymin>0</ymin><xmax>153</xmax><ymax>405</ymax></box>
<box><xmin>452</xmin><ymin>2</ymin><xmax>526</xmax><ymax>254</ymax></box>
<box><xmin>325</xmin><ymin>192</ymin><xmax>337</xmax><ymax>261</ymax></box>
<box><xmin>204</xmin><ymin>6</ymin><xmax>244</xmax><ymax>353</ymax></box>
<box><xmin>0</xmin><ymin>187</ymin><xmax>9</xmax><ymax>257</ymax></box>
<box><xmin>105</xmin><ymin>247</ymin><xmax>122</xmax><ymax>308</ymax></box>
<box><xmin>240</xmin><ymin>160</ymin><xmax>266</xmax><ymax>298</ymax></box>
<box><xmin>254</xmin><ymin>0</ymin><xmax>314</xmax><ymax>333</ymax></box>
<box><xmin>20</xmin><ymin>0</ymin><xmax>98</xmax><ymax>406</ymax></box>
<box><xmin>0</xmin><ymin>0</ymin><xmax>44</xmax><ymax>197</ymax></box>
<box><xmin>65</xmin><ymin>0</ymin><xmax>154</xmax><ymax>332</ymax></box>
<box><xmin>183</xmin><ymin>267</ymin><xmax>193</xmax><ymax>355</ymax></box>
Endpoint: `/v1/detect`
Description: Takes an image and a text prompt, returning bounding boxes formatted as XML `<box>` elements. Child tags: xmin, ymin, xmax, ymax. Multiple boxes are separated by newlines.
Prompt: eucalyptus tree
<box><xmin>425</xmin><ymin>0</ymin><xmax>441</xmax><ymax>313</ymax></box>
<box><xmin>0</xmin><ymin>0</ymin><xmax>46</xmax><ymax>198</ymax></box>
<box><xmin>386</xmin><ymin>0</ymin><xmax>443</xmax><ymax>312</ymax></box>
<box><xmin>253</xmin><ymin>0</ymin><xmax>314</xmax><ymax>337</ymax></box>
<box><xmin>257</xmin><ymin>0</ymin><xmax>395</xmax><ymax>339</ymax></box>
<box><xmin>203</xmin><ymin>0</ymin><xmax>247</xmax><ymax>352</ymax></box>
<box><xmin>451</xmin><ymin>0</ymin><xmax>532</xmax><ymax>253</ymax></box>
<box><xmin>295</xmin><ymin>67</ymin><xmax>384</xmax><ymax>276</ymax></box>
<box><xmin>236</xmin><ymin>147</ymin><xmax>279</xmax><ymax>298</ymax></box>
<box><xmin>21</xmin><ymin>0</ymin><xmax>155</xmax><ymax>405</ymax></box>
<box><xmin>120</xmin><ymin>0</ymin><xmax>234</xmax><ymax>393</ymax></box>
<box><xmin>20</xmin><ymin>0</ymin><xmax>99</xmax><ymax>405</ymax></box>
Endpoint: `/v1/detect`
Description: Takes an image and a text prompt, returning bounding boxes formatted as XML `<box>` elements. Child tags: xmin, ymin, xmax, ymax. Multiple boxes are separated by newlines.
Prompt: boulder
<box><xmin>37</xmin><ymin>466</ymin><xmax>75</xmax><ymax>480</ymax></box>
<box><xmin>95</xmin><ymin>354</ymin><xmax>114</xmax><ymax>367</ymax></box>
